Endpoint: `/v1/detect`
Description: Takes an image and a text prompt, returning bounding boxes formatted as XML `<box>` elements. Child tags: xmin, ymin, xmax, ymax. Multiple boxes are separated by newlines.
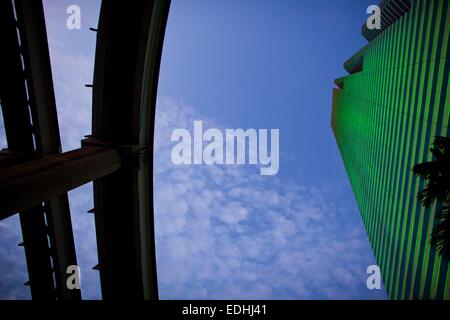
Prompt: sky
<box><xmin>0</xmin><ymin>0</ymin><xmax>388</xmax><ymax>299</ymax></box>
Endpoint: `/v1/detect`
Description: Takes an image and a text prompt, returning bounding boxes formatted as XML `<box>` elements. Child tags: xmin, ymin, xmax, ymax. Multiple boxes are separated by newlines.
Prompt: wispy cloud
<box><xmin>154</xmin><ymin>97</ymin><xmax>386</xmax><ymax>299</ymax></box>
<box><xmin>50</xmin><ymin>48</ymin><xmax>93</xmax><ymax>152</ymax></box>
<box><xmin>0</xmin><ymin>216</ymin><xmax>30</xmax><ymax>300</ymax></box>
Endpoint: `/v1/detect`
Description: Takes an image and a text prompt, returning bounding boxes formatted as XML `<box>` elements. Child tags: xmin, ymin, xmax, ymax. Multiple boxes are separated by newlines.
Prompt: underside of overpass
<box><xmin>0</xmin><ymin>0</ymin><xmax>171</xmax><ymax>300</ymax></box>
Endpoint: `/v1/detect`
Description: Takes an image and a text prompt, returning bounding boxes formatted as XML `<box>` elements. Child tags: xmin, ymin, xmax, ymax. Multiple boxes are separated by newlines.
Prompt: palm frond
<box><xmin>413</xmin><ymin>136</ymin><xmax>450</xmax><ymax>208</ymax></box>
<box><xmin>414</xmin><ymin>137</ymin><xmax>450</xmax><ymax>260</ymax></box>
<box><xmin>430</xmin><ymin>200</ymin><xmax>450</xmax><ymax>261</ymax></box>
<box><xmin>413</xmin><ymin>161</ymin><xmax>440</xmax><ymax>180</ymax></box>
<box><xmin>418</xmin><ymin>181</ymin><xmax>449</xmax><ymax>207</ymax></box>
<box><xmin>430</xmin><ymin>136</ymin><xmax>450</xmax><ymax>163</ymax></box>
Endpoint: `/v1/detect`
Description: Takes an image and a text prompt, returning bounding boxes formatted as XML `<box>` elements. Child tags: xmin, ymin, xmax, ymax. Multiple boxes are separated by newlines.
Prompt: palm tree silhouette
<box><xmin>413</xmin><ymin>136</ymin><xmax>450</xmax><ymax>260</ymax></box>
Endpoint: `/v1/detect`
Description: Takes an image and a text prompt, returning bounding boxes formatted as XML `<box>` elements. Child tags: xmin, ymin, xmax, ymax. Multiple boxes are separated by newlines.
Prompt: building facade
<box><xmin>332</xmin><ymin>0</ymin><xmax>450</xmax><ymax>299</ymax></box>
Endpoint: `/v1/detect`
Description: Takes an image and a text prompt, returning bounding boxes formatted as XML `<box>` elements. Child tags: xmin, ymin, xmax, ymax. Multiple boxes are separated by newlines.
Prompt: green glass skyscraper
<box><xmin>332</xmin><ymin>0</ymin><xmax>450</xmax><ymax>299</ymax></box>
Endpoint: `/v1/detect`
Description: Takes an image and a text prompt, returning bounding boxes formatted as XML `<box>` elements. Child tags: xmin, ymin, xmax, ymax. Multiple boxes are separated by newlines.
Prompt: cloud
<box><xmin>50</xmin><ymin>48</ymin><xmax>93</xmax><ymax>152</ymax></box>
<box><xmin>154</xmin><ymin>97</ymin><xmax>387</xmax><ymax>299</ymax></box>
<box><xmin>0</xmin><ymin>216</ymin><xmax>30</xmax><ymax>300</ymax></box>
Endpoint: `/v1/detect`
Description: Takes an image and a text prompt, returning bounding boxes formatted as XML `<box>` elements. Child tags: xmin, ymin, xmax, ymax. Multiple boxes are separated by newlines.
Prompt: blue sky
<box><xmin>0</xmin><ymin>0</ymin><xmax>388</xmax><ymax>299</ymax></box>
